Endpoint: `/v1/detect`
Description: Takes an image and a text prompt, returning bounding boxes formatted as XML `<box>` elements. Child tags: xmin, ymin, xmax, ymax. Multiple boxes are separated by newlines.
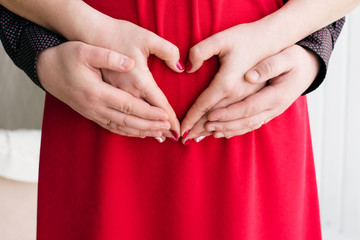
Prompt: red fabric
<box><xmin>37</xmin><ymin>0</ymin><xmax>322</xmax><ymax>239</ymax></box>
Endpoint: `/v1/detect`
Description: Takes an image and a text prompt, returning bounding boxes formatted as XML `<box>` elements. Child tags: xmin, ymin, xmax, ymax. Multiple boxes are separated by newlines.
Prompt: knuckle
<box><xmin>145</xmin><ymin>124</ymin><xmax>155</xmax><ymax>132</ymax></box>
<box><xmin>218</xmin><ymin>76</ymin><xmax>236</xmax><ymax>95</ymax></box>
<box><xmin>103</xmin><ymin>49</ymin><xmax>113</xmax><ymax>67</ymax></box>
<box><xmin>192</xmin><ymin>101</ymin><xmax>211</xmax><ymax>115</ymax></box>
<box><xmin>120</xmin><ymin>102</ymin><xmax>133</xmax><ymax>115</ymax></box>
<box><xmin>116</xmin><ymin>124</ymin><xmax>124</xmax><ymax>132</ymax></box>
<box><xmin>118</xmin><ymin>116</ymin><xmax>129</xmax><ymax>128</ymax></box>
<box><xmin>73</xmin><ymin>42</ymin><xmax>88</xmax><ymax>60</ymax></box>
<box><xmin>245</xmin><ymin>119</ymin><xmax>256</xmax><ymax>130</ymax></box>
<box><xmin>261</xmin><ymin>60</ymin><xmax>274</xmax><ymax>76</ymax></box>
<box><xmin>215</xmin><ymin>124</ymin><xmax>226</xmax><ymax>132</ymax></box>
<box><xmin>223</xmin><ymin>84</ymin><xmax>235</xmax><ymax>95</ymax></box>
<box><xmin>271</xmin><ymin>94</ymin><xmax>285</xmax><ymax>106</ymax></box>
<box><xmin>243</xmin><ymin>104</ymin><xmax>256</xmax><ymax>117</ymax></box>
<box><xmin>137</xmin><ymin>130</ymin><xmax>147</xmax><ymax>138</ymax></box>
<box><xmin>85</xmin><ymin>91</ymin><xmax>100</xmax><ymax>104</ymax></box>
<box><xmin>212</xmin><ymin>33</ymin><xmax>226</xmax><ymax>49</ymax></box>
<box><xmin>190</xmin><ymin>45</ymin><xmax>203</xmax><ymax>60</ymax></box>
<box><xmin>83</xmin><ymin>95</ymin><xmax>100</xmax><ymax>116</ymax></box>
<box><xmin>165</xmin><ymin>44</ymin><xmax>179</xmax><ymax>59</ymax></box>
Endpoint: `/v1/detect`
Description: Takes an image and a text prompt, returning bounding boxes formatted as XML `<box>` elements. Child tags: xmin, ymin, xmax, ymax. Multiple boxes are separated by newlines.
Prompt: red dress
<box><xmin>37</xmin><ymin>0</ymin><xmax>321</xmax><ymax>239</ymax></box>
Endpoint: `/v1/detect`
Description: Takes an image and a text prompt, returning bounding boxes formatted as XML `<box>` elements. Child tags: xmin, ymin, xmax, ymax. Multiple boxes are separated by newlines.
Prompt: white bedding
<box><xmin>0</xmin><ymin>129</ymin><xmax>40</xmax><ymax>183</ymax></box>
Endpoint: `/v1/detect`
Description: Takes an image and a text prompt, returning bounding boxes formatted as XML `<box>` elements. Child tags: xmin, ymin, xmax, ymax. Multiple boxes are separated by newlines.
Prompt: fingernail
<box><xmin>255</xmin><ymin>121</ymin><xmax>265</xmax><ymax>130</ymax></box>
<box><xmin>247</xmin><ymin>70</ymin><xmax>259</xmax><ymax>82</ymax></box>
<box><xmin>184</xmin><ymin>138</ymin><xmax>193</xmax><ymax>146</ymax></box>
<box><xmin>186</xmin><ymin>61</ymin><xmax>192</xmax><ymax>72</ymax></box>
<box><xmin>170</xmin><ymin>137</ymin><xmax>178</xmax><ymax>142</ymax></box>
<box><xmin>195</xmin><ymin>136</ymin><xmax>206</xmax><ymax>143</ymax></box>
<box><xmin>120</xmin><ymin>57</ymin><xmax>132</xmax><ymax>69</ymax></box>
<box><xmin>176</xmin><ymin>60</ymin><xmax>185</xmax><ymax>71</ymax></box>
<box><xmin>214</xmin><ymin>133</ymin><xmax>225</xmax><ymax>139</ymax></box>
<box><xmin>155</xmin><ymin>137</ymin><xmax>165</xmax><ymax>143</ymax></box>
<box><xmin>171</xmin><ymin>130</ymin><xmax>178</xmax><ymax>139</ymax></box>
<box><xmin>183</xmin><ymin>130</ymin><xmax>189</xmax><ymax>138</ymax></box>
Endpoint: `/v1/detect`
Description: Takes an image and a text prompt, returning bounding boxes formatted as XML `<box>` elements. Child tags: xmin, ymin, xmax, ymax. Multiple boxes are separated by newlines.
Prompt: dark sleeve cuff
<box><xmin>0</xmin><ymin>5</ymin><xmax>66</xmax><ymax>90</ymax></box>
<box><xmin>296</xmin><ymin>17</ymin><xmax>345</xmax><ymax>95</ymax></box>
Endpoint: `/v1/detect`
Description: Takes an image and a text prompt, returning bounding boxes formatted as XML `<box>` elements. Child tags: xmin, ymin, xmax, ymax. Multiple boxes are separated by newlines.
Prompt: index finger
<box><xmin>103</xmin><ymin>82</ymin><xmax>169</xmax><ymax>121</ymax></box>
<box><xmin>180</xmin><ymin>75</ymin><xmax>225</xmax><ymax>137</ymax></box>
<box><xmin>207</xmin><ymin>84</ymin><xmax>280</xmax><ymax>122</ymax></box>
<box><xmin>139</xmin><ymin>69</ymin><xmax>181</xmax><ymax>137</ymax></box>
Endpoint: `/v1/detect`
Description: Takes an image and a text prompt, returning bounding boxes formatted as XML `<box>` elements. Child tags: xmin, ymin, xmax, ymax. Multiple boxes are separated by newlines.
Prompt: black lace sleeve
<box><xmin>0</xmin><ymin>4</ymin><xmax>345</xmax><ymax>94</ymax></box>
<box><xmin>297</xmin><ymin>18</ymin><xmax>345</xmax><ymax>94</ymax></box>
<box><xmin>0</xmin><ymin>5</ymin><xmax>66</xmax><ymax>90</ymax></box>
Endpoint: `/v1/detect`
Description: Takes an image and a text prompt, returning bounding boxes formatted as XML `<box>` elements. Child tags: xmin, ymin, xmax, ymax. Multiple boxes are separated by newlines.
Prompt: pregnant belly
<box><xmin>84</xmin><ymin>0</ymin><xmax>283</xmax><ymax>118</ymax></box>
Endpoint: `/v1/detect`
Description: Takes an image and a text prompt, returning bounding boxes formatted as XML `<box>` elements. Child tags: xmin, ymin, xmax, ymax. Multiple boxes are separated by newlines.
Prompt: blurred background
<box><xmin>0</xmin><ymin>8</ymin><xmax>360</xmax><ymax>240</ymax></box>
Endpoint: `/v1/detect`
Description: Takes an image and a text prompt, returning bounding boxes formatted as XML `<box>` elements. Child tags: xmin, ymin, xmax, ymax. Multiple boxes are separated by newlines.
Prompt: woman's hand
<box><xmin>180</xmin><ymin>24</ymin><xmax>270</xmax><ymax>142</ymax></box>
<box><xmin>37</xmin><ymin>41</ymin><xmax>172</xmax><ymax>138</ymax></box>
<box><xmin>85</xmin><ymin>20</ymin><xmax>184</xmax><ymax>141</ymax></box>
<box><xmin>182</xmin><ymin>44</ymin><xmax>319</xmax><ymax>143</ymax></box>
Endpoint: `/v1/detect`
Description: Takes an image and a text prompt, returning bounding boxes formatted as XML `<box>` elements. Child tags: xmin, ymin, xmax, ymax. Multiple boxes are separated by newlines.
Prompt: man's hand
<box><xmin>37</xmin><ymin>41</ymin><xmax>172</xmax><ymax>138</ymax></box>
<box><xmin>182</xmin><ymin>45</ymin><xmax>319</xmax><ymax>143</ymax></box>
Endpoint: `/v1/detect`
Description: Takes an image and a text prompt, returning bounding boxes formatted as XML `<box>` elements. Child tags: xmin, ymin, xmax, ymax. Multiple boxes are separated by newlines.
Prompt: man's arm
<box><xmin>297</xmin><ymin>18</ymin><xmax>345</xmax><ymax>94</ymax></box>
<box><xmin>0</xmin><ymin>5</ymin><xmax>66</xmax><ymax>89</ymax></box>
<box><xmin>0</xmin><ymin>5</ymin><xmax>345</xmax><ymax>94</ymax></box>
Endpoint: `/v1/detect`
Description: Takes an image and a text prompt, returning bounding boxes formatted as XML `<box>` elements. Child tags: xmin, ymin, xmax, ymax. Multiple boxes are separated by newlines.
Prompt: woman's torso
<box><xmin>37</xmin><ymin>1</ymin><xmax>321</xmax><ymax>239</ymax></box>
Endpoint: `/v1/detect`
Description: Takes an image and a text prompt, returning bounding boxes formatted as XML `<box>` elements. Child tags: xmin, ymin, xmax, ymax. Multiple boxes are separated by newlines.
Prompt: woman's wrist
<box><xmin>54</xmin><ymin>0</ymin><xmax>116</xmax><ymax>44</ymax></box>
<box><xmin>250</xmin><ymin>0</ymin><xmax>354</xmax><ymax>58</ymax></box>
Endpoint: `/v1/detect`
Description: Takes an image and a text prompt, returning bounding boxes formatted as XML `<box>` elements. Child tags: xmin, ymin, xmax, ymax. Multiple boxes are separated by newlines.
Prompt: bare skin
<box><xmin>182</xmin><ymin>45</ymin><xmax>319</xmax><ymax>143</ymax></box>
<box><xmin>1</xmin><ymin>0</ymin><xmax>356</xmax><ymax>142</ymax></box>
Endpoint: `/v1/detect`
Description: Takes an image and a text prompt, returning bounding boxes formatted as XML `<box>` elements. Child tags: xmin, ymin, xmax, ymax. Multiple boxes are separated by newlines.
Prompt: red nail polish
<box><xmin>170</xmin><ymin>137</ymin><xmax>178</xmax><ymax>142</ymax></box>
<box><xmin>176</xmin><ymin>60</ymin><xmax>185</xmax><ymax>71</ymax></box>
<box><xmin>171</xmin><ymin>130</ymin><xmax>178</xmax><ymax>139</ymax></box>
<box><xmin>186</xmin><ymin>61</ymin><xmax>192</xmax><ymax>72</ymax></box>
<box><xmin>183</xmin><ymin>130</ymin><xmax>189</xmax><ymax>138</ymax></box>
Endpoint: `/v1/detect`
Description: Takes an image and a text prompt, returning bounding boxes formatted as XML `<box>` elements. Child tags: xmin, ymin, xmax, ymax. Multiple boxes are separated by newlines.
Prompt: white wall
<box><xmin>0</xmin><ymin>46</ymin><xmax>44</xmax><ymax>130</ymax></box>
<box><xmin>308</xmin><ymin>8</ymin><xmax>360</xmax><ymax>240</ymax></box>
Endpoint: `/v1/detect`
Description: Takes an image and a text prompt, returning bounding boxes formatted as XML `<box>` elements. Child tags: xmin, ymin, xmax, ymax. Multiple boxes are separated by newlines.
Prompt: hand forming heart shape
<box><xmin>89</xmin><ymin>20</ymin><xmax>268</xmax><ymax>142</ymax></box>
<box><xmin>38</xmin><ymin>19</ymin><xmax>318</xmax><ymax>144</ymax></box>
<box><xmin>88</xmin><ymin>19</ymin><xmax>318</xmax><ymax>144</ymax></box>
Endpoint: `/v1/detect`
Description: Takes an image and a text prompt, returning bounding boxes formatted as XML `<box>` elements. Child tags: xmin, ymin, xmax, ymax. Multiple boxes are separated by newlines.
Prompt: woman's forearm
<box><xmin>1</xmin><ymin>0</ymin><xmax>358</xmax><ymax>53</ymax></box>
<box><xmin>0</xmin><ymin>0</ymin><xmax>358</xmax><ymax>45</ymax></box>
<box><xmin>251</xmin><ymin>0</ymin><xmax>359</xmax><ymax>55</ymax></box>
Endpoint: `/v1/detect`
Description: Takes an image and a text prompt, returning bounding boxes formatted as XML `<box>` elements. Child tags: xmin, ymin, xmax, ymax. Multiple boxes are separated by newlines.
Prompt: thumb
<box><xmin>245</xmin><ymin>50</ymin><xmax>293</xmax><ymax>84</ymax></box>
<box><xmin>186</xmin><ymin>34</ymin><xmax>222</xmax><ymax>73</ymax></box>
<box><xmin>147</xmin><ymin>33</ymin><xmax>184</xmax><ymax>73</ymax></box>
<box><xmin>83</xmin><ymin>43</ymin><xmax>135</xmax><ymax>72</ymax></box>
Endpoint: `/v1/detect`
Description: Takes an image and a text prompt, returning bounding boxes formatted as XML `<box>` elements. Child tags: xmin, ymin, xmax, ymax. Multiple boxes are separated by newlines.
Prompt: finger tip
<box><xmin>182</xmin><ymin>130</ymin><xmax>190</xmax><ymax>138</ymax></box>
<box><xmin>185</xmin><ymin>61</ymin><xmax>192</xmax><ymax>72</ymax></box>
<box><xmin>171</xmin><ymin>130</ymin><xmax>179</xmax><ymax>140</ymax></box>
<box><xmin>176</xmin><ymin>60</ymin><xmax>185</xmax><ymax>72</ymax></box>
<box><xmin>245</xmin><ymin>70</ymin><xmax>260</xmax><ymax>84</ymax></box>
<box><xmin>120</xmin><ymin>57</ymin><xmax>135</xmax><ymax>72</ymax></box>
<box><xmin>186</xmin><ymin>65</ymin><xmax>201</xmax><ymax>74</ymax></box>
